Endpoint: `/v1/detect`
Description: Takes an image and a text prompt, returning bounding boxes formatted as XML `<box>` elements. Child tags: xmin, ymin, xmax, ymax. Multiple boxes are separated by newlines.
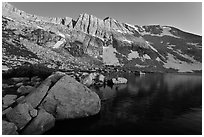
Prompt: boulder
<box><xmin>40</xmin><ymin>75</ymin><xmax>101</xmax><ymax>119</ymax></box>
<box><xmin>82</xmin><ymin>73</ymin><xmax>97</xmax><ymax>87</ymax></box>
<box><xmin>16</xmin><ymin>95</ymin><xmax>25</xmax><ymax>103</ymax></box>
<box><xmin>11</xmin><ymin>77</ymin><xmax>30</xmax><ymax>83</ymax></box>
<box><xmin>98</xmin><ymin>74</ymin><xmax>105</xmax><ymax>82</ymax></box>
<box><xmin>31</xmin><ymin>76</ymin><xmax>41</xmax><ymax>82</ymax></box>
<box><xmin>2</xmin><ymin>120</ymin><xmax>18</xmax><ymax>135</ymax></box>
<box><xmin>112</xmin><ymin>77</ymin><xmax>128</xmax><ymax>84</ymax></box>
<box><xmin>29</xmin><ymin>109</ymin><xmax>38</xmax><ymax>118</ymax></box>
<box><xmin>2</xmin><ymin>83</ymin><xmax>9</xmax><ymax>88</ymax></box>
<box><xmin>34</xmin><ymin>81</ymin><xmax>41</xmax><ymax>87</ymax></box>
<box><xmin>20</xmin><ymin>79</ymin><xmax>51</xmax><ymax>108</ymax></box>
<box><xmin>20</xmin><ymin>71</ymin><xmax>66</xmax><ymax>108</ymax></box>
<box><xmin>2</xmin><ymin>104</ymin><xmax>8</xmax><ymax>110</ymax></box>
<box><xmin>2</xmin><ymin>107</ymin><xmax>12</xmax><ymax>116</ymax></box>
<box><xmin>17</xmin><ymin>85</ymin><xmax>35</xmax><ymax>94</ymax></box>
<box><xmin>15</xmin><ymin>82</ymin><xmax>24</xmax><ymax>87</ymax></box>
<box><xmin>6</xmin><ymin>103</ymin><xmax>34</xmax><ymax>129</ymax></box>
<box><xmin>22</xmin><ymin>109</ymin><xmax>55</xmax><ymax>135</ymax></box>
<box><xmin>3</xmin><ymin>94</ymin><xmax>17</xmax><ymax>106</ymax></box>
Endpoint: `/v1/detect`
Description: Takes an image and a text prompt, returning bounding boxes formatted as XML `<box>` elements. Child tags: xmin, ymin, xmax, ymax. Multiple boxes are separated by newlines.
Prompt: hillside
<box><xmin>2</xmin><ymin>2</ymin><xmax>202</xmax><ymax>73</ymax></box>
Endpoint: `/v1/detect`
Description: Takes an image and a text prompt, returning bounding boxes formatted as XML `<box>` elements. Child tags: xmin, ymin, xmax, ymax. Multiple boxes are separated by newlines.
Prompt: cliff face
<box><xmin>2</xmin><ymin>2</ymin><xmax>73</xmax><ymax>27</ymax></box>
<box><xmin>73</xmin><ymin>13</ymin><xmax>130</xmax><ymax>39</ymax></box>
<box><xmin>2</xmin><ymin>2</ymin><xmax>202</xmax><ymax>73</ymax></box>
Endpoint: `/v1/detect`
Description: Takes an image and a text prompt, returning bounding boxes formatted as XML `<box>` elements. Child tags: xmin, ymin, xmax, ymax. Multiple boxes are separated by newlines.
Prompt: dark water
<box><xmin>45</xmin><ymin>73</ymin><xmax>202</xmax><ymax>135</ymax></box>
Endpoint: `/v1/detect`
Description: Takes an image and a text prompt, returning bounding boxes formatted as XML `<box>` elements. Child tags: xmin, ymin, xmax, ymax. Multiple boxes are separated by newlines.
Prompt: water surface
<box><xmin>46</xmin><ymin>73</ymin><xmax>202</xmax><ymax>135</ymax></box>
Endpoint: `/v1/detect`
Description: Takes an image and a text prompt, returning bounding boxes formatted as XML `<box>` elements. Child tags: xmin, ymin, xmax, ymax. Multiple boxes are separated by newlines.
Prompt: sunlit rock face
<box><xmin>2</xmin><ymin>2</ymin><xmax>202</xmax><ymax>72</ymax></box>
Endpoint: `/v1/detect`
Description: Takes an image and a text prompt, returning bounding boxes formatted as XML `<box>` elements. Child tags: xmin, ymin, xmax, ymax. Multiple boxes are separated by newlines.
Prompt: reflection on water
<box><xmin>46</xmin><ymin>73</ymin><xmax>202</xmax><ymax>135</ymax></box>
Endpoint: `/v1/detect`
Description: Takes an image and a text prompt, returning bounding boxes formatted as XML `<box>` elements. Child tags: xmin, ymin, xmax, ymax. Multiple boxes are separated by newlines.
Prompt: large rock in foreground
<box><xmin>6</xmin><ymin>103</ymin><xmax>35</xmax><ymax>129</ymax></box>
<box><xmin>20</xmin><ymin>71</ymin><xmax>66</xmax><ymax>108</ymax></box>
<box><xmin>22</xmin><ymin>109</ymin><xmax>55</xmax><ymax>135</ymax></box>
<box><xmin>40</xmin><ymin>75</ymin><xmax>101</xmax><ymax>119</ymax></box>
<box><xmin>2</xmin><ymin>120</ymin><xmax>18</xmax><ymax>135</ymax></box>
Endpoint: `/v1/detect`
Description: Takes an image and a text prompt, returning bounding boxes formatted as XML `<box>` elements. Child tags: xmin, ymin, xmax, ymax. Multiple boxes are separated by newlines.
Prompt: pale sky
<box><xmin>9</xmin><ymin>2</ymin><xmax>202</xmax><ymax>35</ymax></box>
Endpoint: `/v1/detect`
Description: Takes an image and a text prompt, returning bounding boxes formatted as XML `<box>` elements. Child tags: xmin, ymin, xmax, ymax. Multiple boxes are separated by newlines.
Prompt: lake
<box><xmin>45</xmin><ymin>73</ymin><xmax>202</xmax><ymax>135</ymax></box>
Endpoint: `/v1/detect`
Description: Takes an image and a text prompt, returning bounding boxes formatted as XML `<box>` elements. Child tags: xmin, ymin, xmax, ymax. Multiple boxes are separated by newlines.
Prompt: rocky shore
<box><xmin>2</xmin><ymin>64</ymin><xmax>143</xmax><ymax>135</ymax></box>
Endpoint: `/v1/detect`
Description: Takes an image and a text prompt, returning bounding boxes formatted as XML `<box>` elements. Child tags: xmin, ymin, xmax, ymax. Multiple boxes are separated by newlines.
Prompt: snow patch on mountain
<box><xmin>53</xmin><ymin>39</ymin><xmax>66</xmax><ymax>49</ymax></box>
<box><xmin>140</xmin><ymin>26</ymin><xmax>180</xmax><ymax>38</ymax></box>
<box><xmin>125</xmin><ymin>23</ymin><xmax>140</xmax><ymax>32</ymax></box>
<box><xmin>163</xmin><ymin>53</ymin><xmax>201</xmax><ymax>72</ymax></box>
<box><xmin>135</xmin><ymin>64</ymin><xmax>147</xmax><ymax>68</ymax></box>
<box><xmin>122</xmin><ymin>39</ymin><xmax>133</xmax><ymax>44</ymax></box>
<box><xmin>187</xmin><ymin>42</ymin><xmax>202</xmax><ymax>49</ymax></box>
<box><xmin>128</xmin><ymin>50</ymin><xmax>140</xmax><ymax>60</ymax></box>
<box><xmin>36</xmin><ymin>26</ymin><xmax>44</xmax><ymax>30</ymax></box>
<box><xmin>127</xmin><ymin>50</ymin><xmax>151</xmax><ymax>61</ymax></box>
<box><xmin>143</xmin><ymin>54</ymin><xmax>151</xmax><ymax>59</ymax></box>
<box><xmin>145</xmin><ymin>41</ymin><xmax>159</xmax><ymax>53</ymax></box>
<box><xmin>156</xmin><ymin>57</ymin><xmax>162</xmax><ymax>62</ymax></box>
<box><xmin>161</xmin><ymin>27</ymin><xmax>180</xmax><ymax>38</ymax></box>
<box><xmin>103</xmin><ymin>45</ymin><xmax>120</xmax><ymax>65</ymax></box>
<box><xmin>57</xmin><ymin>32</ymin><xmax>66</xmax><ymax>38</ymax></box>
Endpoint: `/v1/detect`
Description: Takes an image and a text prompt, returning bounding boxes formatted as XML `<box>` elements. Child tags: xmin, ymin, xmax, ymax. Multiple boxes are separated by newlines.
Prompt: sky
<box><xmin>9</xmin><ymin>2</ymin><xmax>202</xmax><ymax>35</ymax></box>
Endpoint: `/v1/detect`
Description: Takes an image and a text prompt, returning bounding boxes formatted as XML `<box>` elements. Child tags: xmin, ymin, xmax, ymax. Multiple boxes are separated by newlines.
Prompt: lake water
<box><xmin>45</xmin><ymin>73</ymin><xmax>202</xmax><ymax>135</ymax></box>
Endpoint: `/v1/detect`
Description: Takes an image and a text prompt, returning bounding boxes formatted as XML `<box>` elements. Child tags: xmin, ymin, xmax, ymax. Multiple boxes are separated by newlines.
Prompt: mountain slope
<box><xmin>2</xmin><ymin>2</ymin><xmax>202</xmax><ymax>73</ymax></box>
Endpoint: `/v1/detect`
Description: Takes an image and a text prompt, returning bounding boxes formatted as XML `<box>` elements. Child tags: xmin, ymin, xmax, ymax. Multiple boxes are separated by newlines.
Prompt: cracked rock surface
<box><xmin>2</xmin><ymin>71</ymin><xmax>101</xmax><ymax>135</ymax></box>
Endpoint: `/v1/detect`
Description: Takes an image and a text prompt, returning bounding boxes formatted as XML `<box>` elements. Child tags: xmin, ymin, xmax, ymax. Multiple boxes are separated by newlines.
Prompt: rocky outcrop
<box><xmin>20</xmin><ymin>71</ymin><xmax>66</xmax><ymax>108</ymax></box>
<box><xmin>2</xmin><ymin>2</ymin><xmax>73</xmax><ymax>27</ymax></box>
<box><xmin>2</xmin><ymin>120</ymin><xmax>18</xmax><ymax>135</ymax></box>
<box><xmin>3</xmin><ymin>94</ymin><xmax>17</xmax><ymax>106</ymax></box>
<box><xmin>6</xmin><ymin>103</ymin><xmax>36</xmax><ymax>129</ymax></box>
<box><xmin>81</xmin><ymin>73</ymin><xmax>105</xmax><ymax>87</ymax></box>
<box><xmin>2</xmin><ymin>2</ymin><xmax>202</xmax><ymax>72</ymax></box>
<box><xmin>40</xmin><ymin>75</ymin><xmax>101</xmax><ymax>119</ymax></box>
<box><xmin>22</xmin><ymin>109</ymin><xmax>55</xmax><ymax>135</ymax></box>
<box><xmin>17</xmin><ymin>85</ymin><xmax>35</xmax><ymax>94</ymax></box>
<box><xmin>74</xmin><ymin>13</ymin><xmax>130</xmax><ymax>39</ymax></box>
<box><xmin>3</xmin><ymin>71</ymin><xmax>101</xmax><ymax>134</ymax></box>
<box><xmin>82</xmin><ymin>73</ymin><xmax>97</xmax><ymax>87</ymax></box>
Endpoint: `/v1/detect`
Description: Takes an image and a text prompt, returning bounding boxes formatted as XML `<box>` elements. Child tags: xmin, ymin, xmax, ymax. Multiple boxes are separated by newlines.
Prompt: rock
<box><xmin>16</xmin><ymin>95</ymin><xmax>25</xmax><ymax>103</ymax></box>
<box><xmin>20</xmin><ymin>71</ymin><xmax>66</xmax><ymax>108</ymax></box>
<box><xmin>34</xmin><ymin>81</ymin><xmax>41</xmax><ymax>87</ymax></box>
<box><xmin>82</xmin><ymin>72</ymin><xmax>89</xmax><ymax>76</ymax></box>
<box><xmin>2</xmin><ymin>107</ymin><xmax>12</xmax><ymax>116</ymax></box>
<box><xmin>41</xmin><ymin>75</ymin><xmax>101</xmax><ymax>119</ymax></box>
<box><xmin>3</xmin><ymin>94</ymin><xmax>17</xmax><ymax>106</ymax></box>
<box><xmin>2</xmin><ymin>83</ymin><xmax>9</xmax><ymax>88</ymax></box>
<box><xmin>112</xmin><ymin>77</ymin><xmax>128</xmax><ymax>84</ymax></box>
<box><xmin>3</xmin><ymin>104</ymin><xmax>8</xmax><ymax>110</ymax></box>
<box><xmin>11</xmin><ymin>77</ymin><xmax>30</xmax><ymax>83</ymax></box>
<box><xmin>6</xmin><ymin>103</ymin><xmax>34</xmax><ymax>129</ymax></box>
<box><xmin>29</xmin><ymin>109</ymin><xmax>38</xmax><ymax>118</ymax></box>
<box><xmin>15</xmin><ymin>82</ymin><xmax>24</xmax><ymax>87</ymax></box>
<box><xmin>31</xmin><ymin>76</ymin><xmax>41</xmax><ymax>82</ymax></box>
<box><xmin>17</xmin><ymin>85</ymin><xmax>35</xmax><ymax>94</ymax></box>
<box><xmin>2</xmin><ymin>120</ymin><xmax>18</xmax><ymax>135</ymax></box>
<box><xmin>73</xmin><ymin>13</ymin><xmax>129</xmax><ymax>39</ymax></box>
<box><xmin>139</xmin><ymin>71</ymin><xmax>145</xmax><ymax>75</ymax></box>
<box><xmin>47</xmin><ymin>71</ymin><xmax>66</xmax><ymax>83</ymax></box>
<box><xmin>82</xmin><ymin>73</ymin><xmax>97</xmax><ymax>87</ymax></box>
<box><xmin>2</xmin><ymin>65</ymin><xmax>10</xmax><ymax>72</ymax></box>
<box><xmin>20</xmin><ymin>79</ymin><xmax>51</xmax><ymax>108</ymax></box>
<box><xmin>22</xmin><ymin>109</ymin><xmax>55</xmax><ymax>135</ymax></box>
<box><xmin>98</xmin><ymin>74</ymin><xmax>105</xmax><ymax>82</ymax></box>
